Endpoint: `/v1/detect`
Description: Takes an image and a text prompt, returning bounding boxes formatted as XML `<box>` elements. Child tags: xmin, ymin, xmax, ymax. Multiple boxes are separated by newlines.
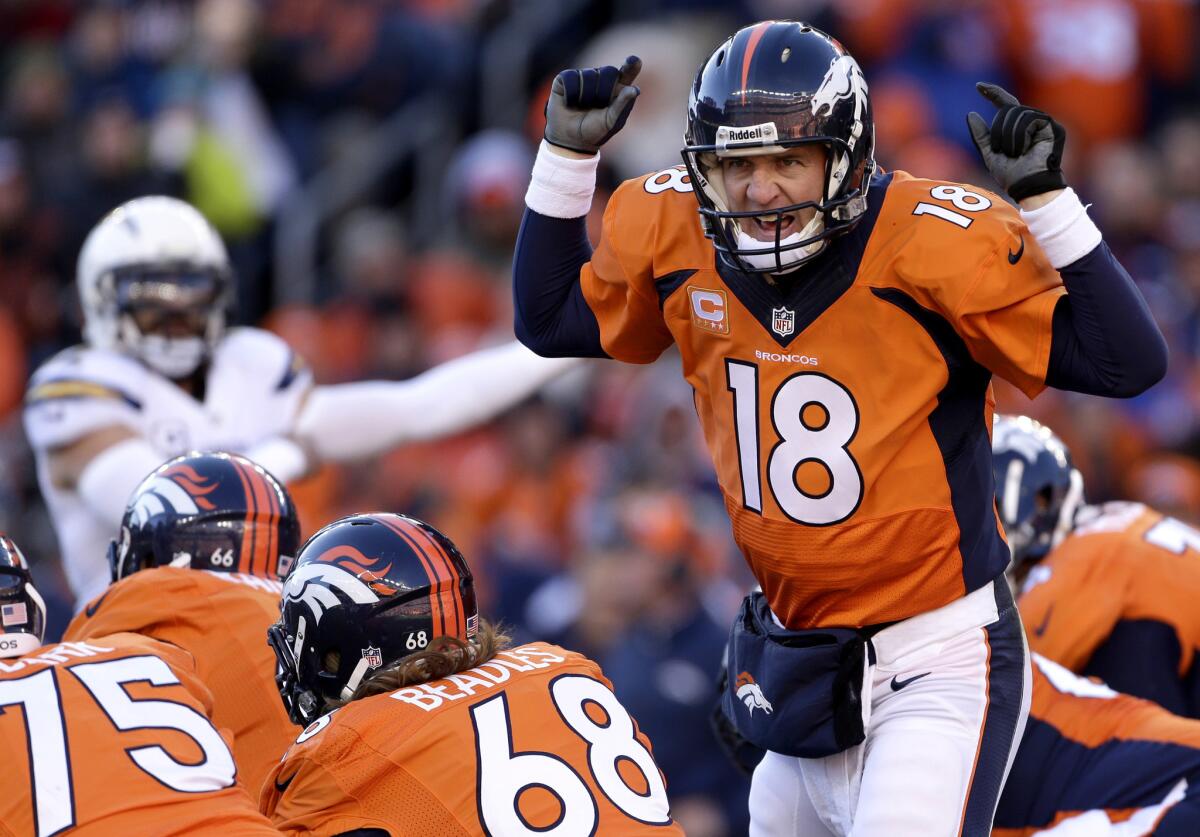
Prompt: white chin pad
<box><xmin>733</xmin><ymin>212</ymin><xmax>826</xmax><ymax>273</ymax></box>
<box><xmin>137</xmin><ymin>335</ymin><xmax>207</xmax><ymax>378</ymax></box>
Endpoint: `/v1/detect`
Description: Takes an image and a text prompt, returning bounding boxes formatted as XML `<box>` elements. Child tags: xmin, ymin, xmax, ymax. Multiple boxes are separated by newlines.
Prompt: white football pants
<box><xmin>750</xmin><ymin>578</ymin><xmax>1032</xmax><ymax>837</ymax></box>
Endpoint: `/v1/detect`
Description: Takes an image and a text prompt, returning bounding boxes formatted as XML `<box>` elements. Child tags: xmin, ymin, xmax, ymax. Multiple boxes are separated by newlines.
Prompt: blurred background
<box><xmin>1</xmin><ymin>0</ymin><xmax>1197</xmax><ymax>832</ymax></box>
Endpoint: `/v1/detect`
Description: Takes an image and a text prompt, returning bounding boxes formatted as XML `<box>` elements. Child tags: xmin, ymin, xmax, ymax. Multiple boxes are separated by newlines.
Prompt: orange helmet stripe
<box><xmin>740</xmin><ymin>21</ymin><xmax>772</xmax><ymax>105</ymax></box>
<box><xmin>379</xmin><ymin>515</ymin><xmax>465</xmax><ymax>639</ymax></box>
<box><xmin>378</xmin><ymin>515</ymin><xmax>444</xmax><ymax>637</ymax></box>
<box><xmin>230</xmin><ymin>459</ymin><xmax>257</xmax><ymax>574</ymax></box>
<box><xmin>259</xmin><ymin>464</ymin><xmax>280</xmax><ymax>578</ymax></box>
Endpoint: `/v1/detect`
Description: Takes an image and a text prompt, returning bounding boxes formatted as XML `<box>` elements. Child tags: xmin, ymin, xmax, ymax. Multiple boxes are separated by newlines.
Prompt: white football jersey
<box><xmin>23</xmin><ymin>327</ymin><xmax>313</xmax><ymax>604</ymax></box>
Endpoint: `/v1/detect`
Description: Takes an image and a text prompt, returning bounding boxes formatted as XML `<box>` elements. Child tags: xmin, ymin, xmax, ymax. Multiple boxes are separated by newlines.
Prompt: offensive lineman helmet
<box><xmin>681</xmin><ymin>21</ymin><xmax>876</xmax><ymax>275</ymax></box>
<box><xmin>109</xmin><ymin>451</ymin><xmax>300</xmax><ymax>583</ymax></box>
<box><xmin>77</xmin><ymin>196</ymin><xmax>232</xmax><ymax>379</ymax></box>
<box><xmin>268</xmin><ymin>513</ymin><xmax>478</xmax><ymax>726</ymax></box>
<box><xmin>0</xmin><ymin>536</ymin><xmax>47</xmax><ymax>658</ymax></box>
<box><xmin>992</xmin><ymin>415</ymin><xmax>1085</xmax><ymax>570</ymax></box>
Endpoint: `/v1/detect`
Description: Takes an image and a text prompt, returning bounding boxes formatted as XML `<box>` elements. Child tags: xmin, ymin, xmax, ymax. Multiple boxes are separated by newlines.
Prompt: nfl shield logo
<box><xmin>362</xmin><ymin>646</ymin><xmax>383</xmax><ymax>669</ymax></box>
<box><xmin>771</xmin><ymin>306</ymin><xmax>795</xmax><ymax>338</ymax></box>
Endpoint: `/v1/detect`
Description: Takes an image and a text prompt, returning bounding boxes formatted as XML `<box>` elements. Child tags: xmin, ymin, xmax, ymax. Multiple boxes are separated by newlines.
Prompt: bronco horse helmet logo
<box><xmin>735</xmin><ymin>671</ymin><xmax>774</xmax><ymax>715</ymax></box>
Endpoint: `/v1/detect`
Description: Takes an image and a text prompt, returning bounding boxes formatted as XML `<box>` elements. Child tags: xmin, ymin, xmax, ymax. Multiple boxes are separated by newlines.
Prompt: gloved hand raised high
<box><xmin>967</xmin><ymin>83</ymin><xmax>1067</xmax><ymax>203</ymax></box>
<box><xmin>544</xmin><ymin>56</ymin><xmax>642</xmax><ymax>155</ymax></box>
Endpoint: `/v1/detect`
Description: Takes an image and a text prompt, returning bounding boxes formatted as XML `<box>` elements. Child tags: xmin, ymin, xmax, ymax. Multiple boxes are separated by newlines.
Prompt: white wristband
<box><xmin>1019</xmin><ymin>187</ymin><xmax>1103</xmax><ymax>269</ymax></box>
<box><xmin>525</xmin><ymin>140</ymin><xmax>600</xmax><ymax>218</ymax></box>
<box><xmin>242</xmin><ymin>436</ymin><xmax>310</xmax><ymax>485</ymax></box>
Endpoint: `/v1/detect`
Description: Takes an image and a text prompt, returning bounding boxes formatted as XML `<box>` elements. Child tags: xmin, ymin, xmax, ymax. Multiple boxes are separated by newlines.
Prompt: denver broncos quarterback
<box><xmin>995</xmin><ymin>415</ymin><xmax>1200</xmax><ymax>719</ymax></box>
<box><xmin>0</xmin><ymin>533</ymin><xmax>280</xmax><ymax>834</ymax></box>
<box><xmin>23</xmin><ymin>195</ymin><xmax>584</xmax><ymax>607</ymax></box>
<box><xmin>262</xmin><ymin>512</ymin><xmax>683</xmax><ymax>835</ymax></box>
<box><xmin>512</xmin><ymin>19</ymin><xmax>1167</xmax><ymax>836</ymax></box>
<box><xmin>63</xmin><ymin>450</ymin><xmax>302</xmax><ymax>797</ymax></box>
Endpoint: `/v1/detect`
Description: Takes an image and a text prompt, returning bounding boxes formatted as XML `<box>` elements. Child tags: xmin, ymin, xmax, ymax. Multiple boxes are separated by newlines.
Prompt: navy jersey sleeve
<box><xmin>1046</xmin><ymin>242</ymin><xmax>1168</xmax><ymax>397</ymax></box>
<box><xmin>512</xmin><ymin>210</ymin><xmax>608</xmax><ymax>358</ymax></box>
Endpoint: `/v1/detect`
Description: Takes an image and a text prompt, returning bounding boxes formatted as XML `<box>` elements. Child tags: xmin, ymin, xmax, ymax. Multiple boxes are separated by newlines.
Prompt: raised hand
<box><xmin>967</xmin><ymin>83</ymin><xmax>1067</xmax><ymax>202</ymax></box>
<box><xmin>544</xmin><ymin>56</ymin><xmax>642</xmax><ymax>155</ymax></box>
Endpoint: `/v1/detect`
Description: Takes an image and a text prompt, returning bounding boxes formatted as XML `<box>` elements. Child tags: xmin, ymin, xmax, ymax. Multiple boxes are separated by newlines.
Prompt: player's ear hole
<box><xmin>323</xmin><ymin>650</ymin><xmax>340</xmax><ymax>674</ymax></box>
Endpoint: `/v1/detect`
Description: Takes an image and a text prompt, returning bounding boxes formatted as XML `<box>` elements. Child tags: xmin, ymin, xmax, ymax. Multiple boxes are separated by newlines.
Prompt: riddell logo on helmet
<box><xmin>716</xmin><ymin>122</ymin><xmax>779</xmax><ymax>150</ymax></box>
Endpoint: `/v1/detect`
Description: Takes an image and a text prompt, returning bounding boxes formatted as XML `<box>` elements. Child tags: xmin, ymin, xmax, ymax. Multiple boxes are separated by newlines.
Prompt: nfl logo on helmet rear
<box><xmin>362</xmin><ymin>646</ymin><xmax>383</xmax><ymax>669</ymax></box>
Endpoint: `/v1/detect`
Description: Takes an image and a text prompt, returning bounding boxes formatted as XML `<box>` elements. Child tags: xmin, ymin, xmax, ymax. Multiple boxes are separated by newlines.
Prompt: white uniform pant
<box><xmin>750</xmin><ymin>579</ymin><xmax>1031</xmax><ymax>837</ymax></box>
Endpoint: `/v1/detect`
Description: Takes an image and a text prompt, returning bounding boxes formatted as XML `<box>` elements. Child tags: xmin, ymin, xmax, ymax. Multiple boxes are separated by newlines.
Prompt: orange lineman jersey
<box><xmin>1018</xmin><ymin>502</ymin><xmax>1200</xmax><ymax>698</ymax></box>
<box><xmin>65</xmin><ymin>568</ymin><xmax>295</xmax><ymax>796</ymax></box>
<box><xmin>261</xmin><ymin>642</ymin><xmax>684</xmax><ymax>836</ymax></box>
<box><xmin>0</xmin><ymin>632</ymin><xmax>279</xmax><ymax>836</ymax></box>
<box><xmin>994</xmin><ymin>653</ymin><xmax>1200</xmax><ymax>835</ymax></box>
<box><xmin>583</xmin><ymin>168</ymin><xmax>1065</xmax><ymax>627</ymax></box>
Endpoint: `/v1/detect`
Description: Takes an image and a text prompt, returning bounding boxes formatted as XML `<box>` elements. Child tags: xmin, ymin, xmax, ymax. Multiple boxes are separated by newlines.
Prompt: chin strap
<box><xmin>340</xmin><ymin>655</ymin><xmax>374</xmax><ymax>701</ymax></box>
<box><xmin>731</xmin><ymin>210</ymin><xmax>827</xmax><ymax>273</ymax></box>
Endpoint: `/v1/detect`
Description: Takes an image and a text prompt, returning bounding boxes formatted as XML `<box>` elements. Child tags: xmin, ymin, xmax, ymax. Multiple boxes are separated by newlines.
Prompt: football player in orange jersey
<box><xmin>994</xmin><ymin>415</ymin><xmax>1200</xmax><ymax>718</ymax></box>
<box><xmin>994</xmin><ymin>653</ymin><xmax>1200</xmax><ymax>836</ymax></box>
<box><xmin>0</xmin><ymin>533</ymin><xmax>280</xmax><ymax>835</ymax></box>
<box><xmin>513</xmin><ymin>19</ymin><xmax>1167</xmax><ymax>836</ymax></box>
<box><xmin>262</xmin><ymin>512</ymin><xmax>683</xmax><ymax>836</ymax></box>
<box><xmin>64</xmin><ymin>450</ymin><xmax>302</xmax><ymax>797</ymax></box>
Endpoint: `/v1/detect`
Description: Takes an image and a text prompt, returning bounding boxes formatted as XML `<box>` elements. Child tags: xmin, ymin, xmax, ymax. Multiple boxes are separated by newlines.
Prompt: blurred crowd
<box><xmin>0</xmin><ymin>1</ymin><xmax>1197</xmax><ymax>833</ymax></box>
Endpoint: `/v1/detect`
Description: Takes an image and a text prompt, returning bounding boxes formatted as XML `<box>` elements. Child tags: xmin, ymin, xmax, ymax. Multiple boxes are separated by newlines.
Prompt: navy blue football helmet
<box><xmin>268</xmin><ymin>513</ymin><xmax>479</xmax><ymax>726</ymax></box>
<box><xmin>109</xmin><ymin>451</ymin><xmax>300</xmax><ymax>583</ymax></box>
<box><xmin>0</xmin><ymin>535</ymin><xmax>46</xmax><ymax>658</ymax></box>
<box><xmin>992</xmin><ymin>415</ymin><xmax>1084</xmax><ymax>570</ymax></box>
<box><xmin>681</xmin><ymin>21</ymin><xmax>876</xmax><ymax>275</ymax></box>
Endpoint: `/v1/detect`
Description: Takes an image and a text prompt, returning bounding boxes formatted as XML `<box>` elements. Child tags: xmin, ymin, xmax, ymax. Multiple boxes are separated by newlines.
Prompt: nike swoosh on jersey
<box><xmin>890</xmin><ymin>671</ymin><xmax>932</xmax><ymax>691</ymax></box>
<box><xmin>84</xmin><ymin>589</ymin><xmax>112</xmax><ymax>618</ymax></box>
<box><xmin>1008</xmin><ymin>235</ymin><xmax>1025</xmax><ymax>265</ymax></box>
<box><xmin>1033</xmin><ymin>605</ymin><xmax>1054</xmax><ymax>638</ymax></box>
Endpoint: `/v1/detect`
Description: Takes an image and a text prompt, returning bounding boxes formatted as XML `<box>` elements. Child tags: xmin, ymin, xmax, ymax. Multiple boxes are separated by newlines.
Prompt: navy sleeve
<box><xmin>1083</xmin><ymin>620</ymin><xmax>1187</xmax><ymax>715</ymax></box>
<box><xmin>512</xmin><ymin>209</ymin><xmax>609</xmax><ymax>358</ymax></box>
<box><xmin>1045</xmin><ymin>242</ymin><xmax>1168</xmax><ymax>397</ymax></box>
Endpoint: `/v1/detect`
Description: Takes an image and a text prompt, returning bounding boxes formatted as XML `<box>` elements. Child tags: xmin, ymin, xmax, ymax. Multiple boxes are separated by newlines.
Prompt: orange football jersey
<box><xmin>65</xmin><ymin>568</ymin><xmax>295</xmax><ymax>796</ymax></box>
<box><xmin>582</xmin><ymin>168</ymin><xmax>1064</xmax><ymax>627</ymax></box>
<box><xmin>260</xmin><ymin>642</ymin><xmax>684</xmax><ymax>836</ymax></box>
<box><xmin>0</xmin><ymin>632</ymin><xmax>279</xmax><ymax>836</ymax></box>
<box><xmin>1019</xmin><ymin>502</ymin><xmax>1200</xmax><ymax>679</ymax></box>
<box><xmin>995</xmin><ymin>653</ymin><xmax>1200</xmax><ymax>835</ymax></box>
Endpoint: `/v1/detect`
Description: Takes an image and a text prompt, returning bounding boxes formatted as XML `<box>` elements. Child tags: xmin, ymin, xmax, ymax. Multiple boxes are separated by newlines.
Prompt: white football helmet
<box><xmin>77</xmin><ymin>196</ymin><xmax>232</xmax><ymax>379</ymax></box>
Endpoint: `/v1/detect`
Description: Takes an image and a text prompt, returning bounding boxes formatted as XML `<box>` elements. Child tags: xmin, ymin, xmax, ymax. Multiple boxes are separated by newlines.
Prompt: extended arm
<box><xmin>294</xmin><ymin>340</ymin><xmax>583</xmax><ymax>462</ymax></box>
<box><xmin>47</xmin><ymin>427</ymin><xmax>165</xmax><ymax>528</ymax></box>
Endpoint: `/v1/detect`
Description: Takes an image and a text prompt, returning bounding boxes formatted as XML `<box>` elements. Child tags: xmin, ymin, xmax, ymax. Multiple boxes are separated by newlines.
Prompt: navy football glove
<box><xmin>967</xmin><ymin>83</ymin><xmax>1067</xmax><ymax>202</ymax></box>
<box><xmin>544</xmin><ymin>56</ymin><xmax>641</xmax><ymax>155</ymax></box>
